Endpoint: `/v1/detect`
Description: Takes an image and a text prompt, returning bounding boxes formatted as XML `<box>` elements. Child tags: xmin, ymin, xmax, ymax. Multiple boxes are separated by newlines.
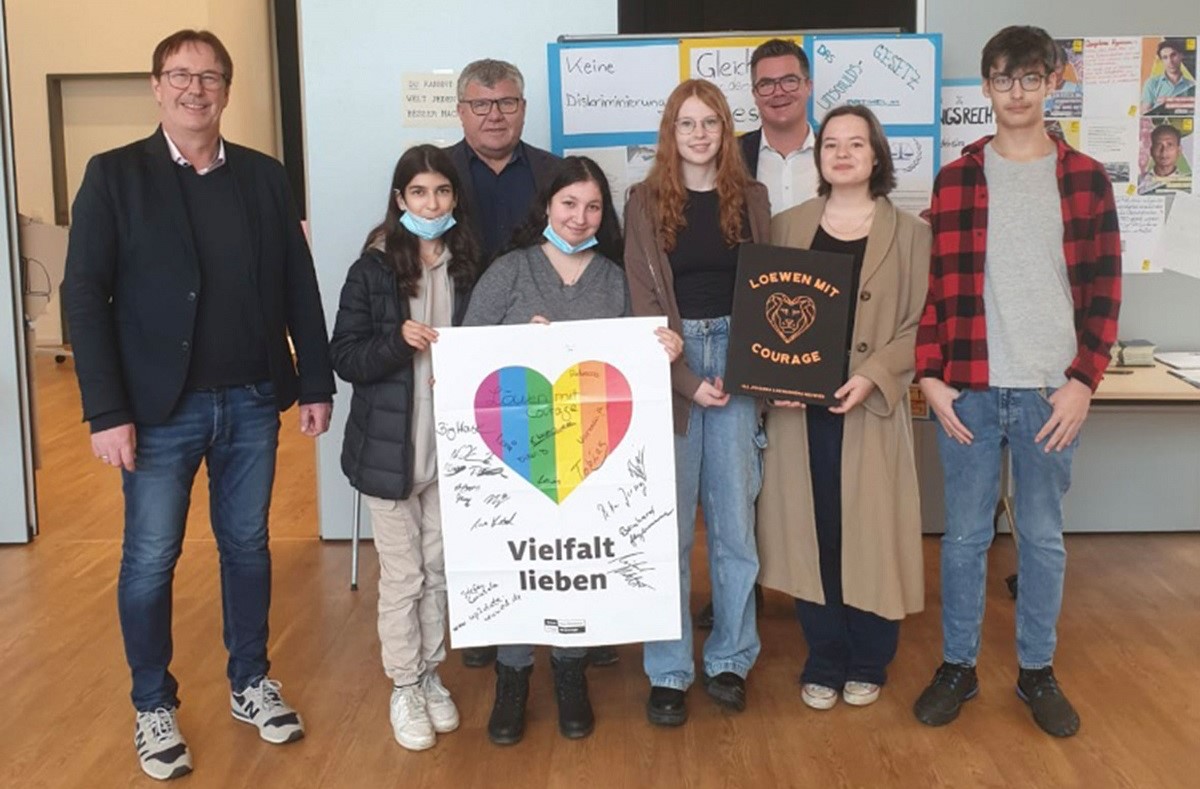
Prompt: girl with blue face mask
<box><xmin>462</xmin><ymin>156</ymin><xmax>683</xmax><ymax>747</ymax></box>
<box><xmin>329</xmin><ymin>144</ymin><xmax>481</xmax><ymax>752</ymax></box>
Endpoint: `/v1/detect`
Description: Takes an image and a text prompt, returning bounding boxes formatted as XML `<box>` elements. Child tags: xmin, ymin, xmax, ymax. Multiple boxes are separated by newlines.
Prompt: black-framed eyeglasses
<box><xmin>460</xmin><ymin>97</ymin><xmax>523</xmax><ymax>116</ymax></box>
<box><xmin>161</xmin><ymin>69</ymin><xmax>227</xmax><ymax>90</ymax></box>
<box><xmin>752</xmin><ymin>74</ymin><xmax>806</xmax><ymax>97</ymax></box>
<box><xmin>988</xmin><ymin>72</ymin><xmax>1046</xmax><ymax>92</ymax></box>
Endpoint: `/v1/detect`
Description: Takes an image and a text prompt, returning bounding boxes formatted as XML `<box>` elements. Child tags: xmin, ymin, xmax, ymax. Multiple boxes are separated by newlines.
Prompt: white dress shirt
<box><xmin>756</xmin><ymin>123</ymin><xmax>818</xmax><ymax>216</ymax></box>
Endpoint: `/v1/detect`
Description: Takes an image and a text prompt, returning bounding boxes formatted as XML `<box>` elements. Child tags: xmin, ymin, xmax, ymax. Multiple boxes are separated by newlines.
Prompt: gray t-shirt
<box><xmin>462</xmin><ymin>244</ymin><xmax>630</xmax><ymax>326</ymax></box>
<box><xmin>983</xmin><ymin>142</ymin><xmax>1077</xmax><ymax>388</ymax></box>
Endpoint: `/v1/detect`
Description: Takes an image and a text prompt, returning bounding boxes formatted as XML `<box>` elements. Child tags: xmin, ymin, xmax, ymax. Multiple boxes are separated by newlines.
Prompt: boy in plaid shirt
<box><xmin>912</xmin><ymin>25</ymin><xmax>1121</xmax><ymax>738</ymax></box>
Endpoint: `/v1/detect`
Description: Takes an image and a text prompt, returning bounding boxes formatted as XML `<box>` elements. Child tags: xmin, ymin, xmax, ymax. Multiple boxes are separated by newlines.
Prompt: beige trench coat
<box><xmin>756</xmin><ymin>196</ymin><xmax>931</xmax><ymax>621</ymax></box>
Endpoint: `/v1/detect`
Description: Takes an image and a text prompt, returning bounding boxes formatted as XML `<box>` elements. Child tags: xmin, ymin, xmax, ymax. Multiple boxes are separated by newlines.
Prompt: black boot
<box><xmin>463</xmin><ymin>645</ymin><xmax>498</xmax><ymax>668</ymax></box>
<box><xmin>488</xmin><ymin>662</ymin><xmax>532</xmax><ymax>745</ymax></box>
<box><xmin>551</xmin><ymin>656</ymin><xmax>595</xmax><ymax>739</ymax></box>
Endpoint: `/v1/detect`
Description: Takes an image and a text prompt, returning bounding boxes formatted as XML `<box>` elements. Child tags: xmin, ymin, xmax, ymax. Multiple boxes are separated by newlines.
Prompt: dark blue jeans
<box><xmin>794</xmin><ymin>406</ymin><xmax>899</xmax><ymax>689</ymax></box>
<box><xmin>118</xmin><ymin>383</ymin><xmax>280</xmax><ymax>711</ymax></box>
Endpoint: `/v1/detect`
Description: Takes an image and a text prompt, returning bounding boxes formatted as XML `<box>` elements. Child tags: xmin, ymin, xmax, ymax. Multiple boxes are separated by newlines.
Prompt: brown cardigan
<box><xmin>623</xmin><ymin>180</ymin><xmax>772</xmax><ymax>435</ymax></box>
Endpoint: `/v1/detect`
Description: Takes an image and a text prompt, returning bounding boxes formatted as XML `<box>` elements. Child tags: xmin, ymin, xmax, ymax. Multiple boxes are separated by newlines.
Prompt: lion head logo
<box><xmin>765</xmin><ymin>293</ymin><xmax>816</xmax><ymax>344</ymax></box>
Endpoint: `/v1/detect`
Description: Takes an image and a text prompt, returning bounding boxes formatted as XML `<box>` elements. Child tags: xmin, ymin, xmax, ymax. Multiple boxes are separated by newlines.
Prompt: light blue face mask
<box><xmin>399</xmin><ymin>211</ymin><xmax>457</xmax><ymax>240</ymax></box>
<box><xmin>543</xmin><ymin>224</ymin><xmax>598</xmax><ymax>255</ymax></box>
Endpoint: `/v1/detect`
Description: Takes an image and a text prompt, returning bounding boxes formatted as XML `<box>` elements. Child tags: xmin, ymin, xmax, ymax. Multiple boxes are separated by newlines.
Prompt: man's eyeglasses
<box><xmin>460</xmin><ymin>97</ymin><xmax>523</xmax><ymax>116</ymax></box>
<box><xmin>752</xmin><ymin>75</ymin><xmax>806</xmax><ymax>97</ymax></box>
<box><xmin>161</xmin><ymin>70</ymin><xmax>227</xmax><ymax>91</ymax></box>
<box><xmin>988</xmin><ymin>72</ymin><xmax>1046</xmax><ymax>92</ymax></box>
<box><xmin>675</xmin><ymin>116</ymin><xmax>723</xmax><ymax>135</ymax></box>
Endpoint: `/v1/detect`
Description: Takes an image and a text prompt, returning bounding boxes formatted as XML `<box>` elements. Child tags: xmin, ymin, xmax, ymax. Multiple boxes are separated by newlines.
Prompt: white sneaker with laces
<box><xmin>134</xmin><ymin>707</ymin><xmax>193</xmax><ymax>781</ymax></box>
<box><xmin>843</xmin><ymin>681</ymin><xmax>881</xmax><ymax>706</ymax></box>
<box><xmin>420</xmin><ymin>672</ymin><xmax>460</xmax><ymax>734</ymax></box>
<box><xmin>801</xmin><ymin>683</ymin><xmax>839</xmax><ymax>710</ymax></box>
<box><xmin>390</xmin><ymin>684</ymin><xmax>435</xmax><ymax>750</ymax></box>
<box><xmin>231</xmin><ymin>677</ymin><xmax>305</xmax><ymax>744</ymax></box>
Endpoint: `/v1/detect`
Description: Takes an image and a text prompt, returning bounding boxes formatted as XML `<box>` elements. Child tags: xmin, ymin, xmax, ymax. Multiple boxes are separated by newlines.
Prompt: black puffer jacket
<box><xmin>330</xmin><ymin>251</ymin><xmax>469</xmax><ymax>499</ymax></box>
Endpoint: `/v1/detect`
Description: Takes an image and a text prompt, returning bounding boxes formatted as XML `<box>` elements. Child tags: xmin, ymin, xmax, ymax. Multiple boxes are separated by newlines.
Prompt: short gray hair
<box><xmin>457</xmin><ymin>59</ymin><xmax>525</xmax><ymax>100</ymax></box>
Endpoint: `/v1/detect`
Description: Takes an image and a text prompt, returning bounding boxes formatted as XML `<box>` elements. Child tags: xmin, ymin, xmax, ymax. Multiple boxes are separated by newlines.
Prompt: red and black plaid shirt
<box><xmin>916</xmin><ymin>135</ymin><xmax>1122</xmax><ymax>392</ymax></box>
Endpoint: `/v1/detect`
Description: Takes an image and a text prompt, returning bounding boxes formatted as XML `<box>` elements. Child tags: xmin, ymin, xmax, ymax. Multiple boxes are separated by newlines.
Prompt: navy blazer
<box><xmin>444</xmin><ymin>139</ymin><xmax>561</xmax><ymax>257</ymax></box>
<box><xmin>739</xmin><ymin>128</ymin><xmax>763</xmax><ymax>178</ymax></box>
<box><xmin>62</xmin><ymin>129</ymin><xmax>334</xmax><ymax>431</ymax></box>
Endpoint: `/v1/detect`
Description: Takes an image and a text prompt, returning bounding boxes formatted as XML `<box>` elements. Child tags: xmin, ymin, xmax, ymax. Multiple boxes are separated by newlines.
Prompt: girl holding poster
<box><xmin>757</xmin><ymin>105</ymin><xmax>930</xmax><ymax>711</ymax></box>
<box><xmin>623</xmin><ymin>79</ymin><xmax>771</xmax><ymax>725</ymax></box>
<box><xmin>330</xmin><ymin>145</ymin><xmax>480</xmax><ymax>751</ymax></box>
<box><xmin>463</xmin><ymin>156</ymin><xmax>683</xmax><ymax>746</ymax></box>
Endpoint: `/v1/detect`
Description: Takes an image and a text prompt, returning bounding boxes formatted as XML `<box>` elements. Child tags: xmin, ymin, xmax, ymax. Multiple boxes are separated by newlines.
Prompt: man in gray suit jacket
<box><xmin>62</xmin><ymin>29</ymin><xmax>333</xmax><ymax>782</ymax></box>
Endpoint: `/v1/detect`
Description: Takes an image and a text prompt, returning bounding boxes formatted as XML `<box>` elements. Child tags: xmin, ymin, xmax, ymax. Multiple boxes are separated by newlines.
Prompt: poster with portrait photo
<box><xmin>1138</xmin><ymin>117</ymin><xmax>1193</xmax><ymax>195</ymax></box>
<box><xmin>1140</xmin><ymin>36</ymin><xmax>1197</xmax><ymax>117</ymax></box>
<box><xmin>1046</xmin><ymin>38</ymin><xmax>1085</xmax><ymax>118</ymax></box>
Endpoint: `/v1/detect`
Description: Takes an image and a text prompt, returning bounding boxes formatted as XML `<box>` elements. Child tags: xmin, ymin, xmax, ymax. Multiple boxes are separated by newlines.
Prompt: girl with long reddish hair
<box><xmin>624</xmin><ymin>79</ymin><xmax>771</xmax><ymax>725</ymax></box>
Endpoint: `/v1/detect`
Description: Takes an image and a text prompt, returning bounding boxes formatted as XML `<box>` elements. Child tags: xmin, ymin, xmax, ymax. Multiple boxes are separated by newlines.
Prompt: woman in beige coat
<box><xmin>757</xmin><ymin>105</ymin><xmax>930</xmax><ymax>711</ymax></box>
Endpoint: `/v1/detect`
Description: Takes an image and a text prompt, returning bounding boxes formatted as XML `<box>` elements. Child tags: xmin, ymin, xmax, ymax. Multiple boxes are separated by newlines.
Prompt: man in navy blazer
<box><xmin>444</xmin><ymin>58</ymin><xmax>560</xmax><ymax>263</ymax></box>
<box><xmin>62</xmin><ymin>29</ymin><xmax>333</xmax><ymax>781</ymax></box>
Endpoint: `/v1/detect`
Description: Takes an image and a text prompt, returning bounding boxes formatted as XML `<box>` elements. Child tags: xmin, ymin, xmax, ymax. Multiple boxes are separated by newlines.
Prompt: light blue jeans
<box><xmin>643</xmin><ymin>317</ymin><xmax>763</xmax><ymax>691</ymax></box>
<box><xmin>935</xmin><ymin>386</ymin><xmax>1077</xmax><ymax>670</ymax></box>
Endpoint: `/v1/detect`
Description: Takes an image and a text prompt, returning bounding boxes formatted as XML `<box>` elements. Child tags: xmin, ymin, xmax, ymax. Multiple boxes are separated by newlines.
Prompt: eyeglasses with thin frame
<box><xmin>460</xmin><ymin>97</ymin><xmax>523</xmax><ymax>116</ymax></box>
<box><xmin>988</xmin><ymin>72</ymin><xmax>1046</xmax><ymax>92</ymax></box>
<box><xmin>161</xmin><ymin>69</ymin><xmax>227</xmax><ymax>91</ymax></box>
<box><xmin>752</xmin><ymin>74</ymin><xmax>807</xmax><ymax>97</ymax></box>
<box><xmin>675</xmin><ymin>116</ymin><xmax>722</xmax><ymax>135</ymax></box>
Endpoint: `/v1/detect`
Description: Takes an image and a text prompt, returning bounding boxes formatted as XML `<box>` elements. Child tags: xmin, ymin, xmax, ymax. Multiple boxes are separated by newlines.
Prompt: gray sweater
<box><xmin>463</xmin><ymin>244</ymin><xmax>630</xmax><ymax>326</ymax></box>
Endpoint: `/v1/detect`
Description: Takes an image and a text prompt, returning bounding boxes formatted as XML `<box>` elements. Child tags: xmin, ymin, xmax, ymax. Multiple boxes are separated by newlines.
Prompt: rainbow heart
<box><xmin>473</xmin><ymin>361</ymin><xmax>632</xmax><ymax>504</ymax></box>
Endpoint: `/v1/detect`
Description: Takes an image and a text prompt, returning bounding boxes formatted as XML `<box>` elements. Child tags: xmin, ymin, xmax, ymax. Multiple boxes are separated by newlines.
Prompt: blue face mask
<box><xmin>543</xmin><ymin>224</ymin><xmax>598</xmax><ymax>255</ymax></box>
<box><xmin>399</xmin><ymin>211</ymin><xmax>457</xmax><ymax>240</ymax></box>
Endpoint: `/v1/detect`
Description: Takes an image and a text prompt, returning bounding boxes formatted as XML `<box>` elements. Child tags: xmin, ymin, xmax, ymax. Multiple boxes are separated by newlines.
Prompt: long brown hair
<box><xmin>361</xmin><ymin>145</ymin><xmax>480</xmax><ymax>296</ymax></box>
<box><xmin>645</xmin><ymin>79</ymin><xmax>752</xmax><ymax>251</ymax></box>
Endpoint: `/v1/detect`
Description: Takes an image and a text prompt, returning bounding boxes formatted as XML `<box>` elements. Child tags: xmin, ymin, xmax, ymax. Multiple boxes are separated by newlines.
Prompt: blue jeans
<box><xmin>497</xmin><ymin>644</ymin><xmax>586</xmax><ymax>668</ymax></box>
<box><xmin>643</xmin><ymin>317</ymin><xmax>763</xmax><ymax>691</ymax></box>
<box><xmin>118</xmin><ymin>383</ymin><xmax>281</xmax><ymax>711</ymax></box>
<box><xmin>935</xmin><ymin>387</ymin><xmax>1077</xmax><ymax>669</ymax></box>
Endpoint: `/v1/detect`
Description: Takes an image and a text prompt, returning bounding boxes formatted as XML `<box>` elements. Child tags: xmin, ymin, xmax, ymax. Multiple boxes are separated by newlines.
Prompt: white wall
<box><xmin>299</xmin><ymin>0</ymin><xmax>618</xmax><ymax>537</ymax></box>
<box><xmin>0</xmin><ymin>6</ymin><xmax>36</xmax><ymax>542</ymax></box>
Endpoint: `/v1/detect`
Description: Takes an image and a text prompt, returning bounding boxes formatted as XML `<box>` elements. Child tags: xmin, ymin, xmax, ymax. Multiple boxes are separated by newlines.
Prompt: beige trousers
<box><xmin>365</xmin><ymin>480</ymin><xmax>447</xmax><ymax>686</ymax></box>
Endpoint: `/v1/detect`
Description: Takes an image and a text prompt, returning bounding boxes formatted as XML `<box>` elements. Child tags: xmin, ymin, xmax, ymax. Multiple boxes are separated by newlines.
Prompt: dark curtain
<box><xmin>619</xmin><ymin>0</ymin><xmax>916</xmax><ymax>35</ymax></box>
<box><xmin>273</xmin><ymin>0</ymin><xmax>306</xmax><ymax>218</ymax></box>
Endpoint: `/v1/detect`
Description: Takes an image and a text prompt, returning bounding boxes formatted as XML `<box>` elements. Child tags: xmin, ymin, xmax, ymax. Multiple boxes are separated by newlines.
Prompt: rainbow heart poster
<box><xmin>474</xmin><ymin>361</ymin><xmax>632</xmax><ymax>503</ymax></box>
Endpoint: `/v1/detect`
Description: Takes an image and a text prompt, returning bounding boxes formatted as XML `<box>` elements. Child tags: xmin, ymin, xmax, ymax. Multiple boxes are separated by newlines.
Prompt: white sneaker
<box><xmin>801</xmin><ymin>683</ymin><xmax>839</xmax><ymax>710</ymax></box>
<box><xmin>390</xmin><ymin>684</ymin><xmax>435</xmax><ymax>750</ymax></box>
<box><xmin>231</xmin><ymin>677</ymin><xmax>305</xmax><ymax>744</ymax></box>
<box><xmin>134</xmin><ymin>707</ymin><xmax>193</xmax><ymax>781</ymax></box>
<box><xmin>843</xmin><ymin>681</ymin><xmax>881</xmax><ymax>706</ymax></box>
<box><xmin>420</xmin><ymin>672</ymin><xmax>461</xmax><ymax>734</ymax></box>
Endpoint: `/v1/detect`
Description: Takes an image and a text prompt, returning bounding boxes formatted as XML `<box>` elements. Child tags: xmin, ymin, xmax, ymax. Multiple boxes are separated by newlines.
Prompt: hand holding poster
<box><xmin>724</xmin><ymin>244</ymin><xmax>855</xmax><ymax>405</ymax></box>
<box><xmin>431</xmin><ymin>318</ymin><xmax>680</xmax><ymax>648</ymax></box>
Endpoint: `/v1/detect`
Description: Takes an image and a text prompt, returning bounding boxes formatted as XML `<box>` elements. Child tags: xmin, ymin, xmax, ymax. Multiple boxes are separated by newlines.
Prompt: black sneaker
<box><xmin>913</xmin><ymin>662</ymin><xmax>978</xmax><ymax>726</ymax></box>
<box><xmin>1017</xmin><ymin>667</ymin><xmax>1080</xmax><ymax>737</ymax></box>
<box><xmin>587</xmin><ymin>645</ymin><xmax>620</xmax><ymax>667</ymax></box>
<box><xmin>463</xmin><ymin>645</ymin><xmax>498</xmax><ymax>668</ymax></box>
<box><xmin>646</xmin><ymin>686</ymin><xmax>687</xmax><ymax>726</ymax></box>
<box><xmin>702</xmin><ymin>672</ymin><xmax>747</xmax><ymax>712</ymax></box>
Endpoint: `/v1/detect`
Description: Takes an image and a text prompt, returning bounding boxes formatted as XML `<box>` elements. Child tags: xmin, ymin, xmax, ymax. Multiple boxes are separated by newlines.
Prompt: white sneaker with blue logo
<box><xmin>231</xmin><ymin>677</ymin><xmax>305</xmax><ymax>744</ymax></box>
<box><xmin>134</xmin><ymin>707</ymin><xmax>193</xmax><ymax>781</ymax></box>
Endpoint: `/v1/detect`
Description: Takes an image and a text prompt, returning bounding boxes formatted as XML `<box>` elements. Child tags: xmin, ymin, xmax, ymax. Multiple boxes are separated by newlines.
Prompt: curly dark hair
<box><xmin>361</xmin><ymin>144</ymin><xmax>480</xmax><ymax>296</ymax></box>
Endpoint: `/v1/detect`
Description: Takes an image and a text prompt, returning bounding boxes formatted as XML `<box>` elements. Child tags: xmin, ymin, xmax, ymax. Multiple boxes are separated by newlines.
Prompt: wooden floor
<box><xmin>3</xmin><ymin>355</ymin><xmax>1199</xmax><ymax>788</ymax></box>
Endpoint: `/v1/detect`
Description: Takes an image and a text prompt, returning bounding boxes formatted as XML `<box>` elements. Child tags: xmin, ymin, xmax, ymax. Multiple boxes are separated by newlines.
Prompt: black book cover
<box><xmin>724</xmin><ymin>243</ymin><xmax>855</xmax><ymax>406</ymax></box>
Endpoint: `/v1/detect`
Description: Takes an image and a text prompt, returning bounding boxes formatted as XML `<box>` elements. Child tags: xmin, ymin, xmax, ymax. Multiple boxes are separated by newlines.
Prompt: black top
<box><xmin>669</xmin><ymin>189</ymin><xmax>744</xmax><ymax>319</ymax></box>
<box><xmin>467</xmin><ymin>144</ymin><xmax>537</xmax><ymax>261</ymax></box>
<box><xmin>176</xmin><ymin>165</ymin><xmax>270</xmax><ymax>389</ymax></box>
<box><xmin>810</xmin><ymin>226</ymin><xmax>867</xmax><ymax>353</ymax></box>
